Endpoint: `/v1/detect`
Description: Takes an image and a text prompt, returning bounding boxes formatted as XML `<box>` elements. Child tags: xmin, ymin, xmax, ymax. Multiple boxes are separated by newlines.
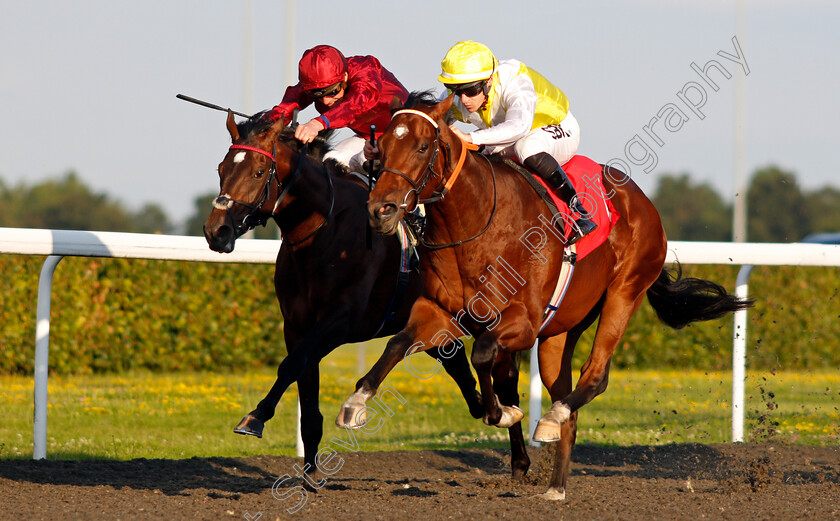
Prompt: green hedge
<box><xmin>1</xmin><ymin>255</ymin><xmax>284</xmax><ymax>374</ymax></box>
<box><xmin>608</xmin><ymin>263</ymin><xmax>840</xmax><ymax>371</ymax></box>
<box><xmin>1</xmin><ymin>256</ymin><xmax>838</xmax><ymax>374</ymax></box>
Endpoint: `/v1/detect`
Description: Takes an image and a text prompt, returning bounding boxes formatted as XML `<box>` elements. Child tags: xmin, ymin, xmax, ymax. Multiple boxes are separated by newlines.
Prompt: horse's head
<box><xmin>204</xmin><ymin>111</ymin><xmax>288</xmax><ymax>252</ymax></box>
<box><xmin>368</xmin><ymin>92</ymin><xmax>454</xmax><ymax>235</ymax></box>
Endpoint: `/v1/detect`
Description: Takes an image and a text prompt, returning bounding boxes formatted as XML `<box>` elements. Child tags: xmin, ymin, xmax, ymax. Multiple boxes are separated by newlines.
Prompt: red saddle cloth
<box><xmin>532</xmin><ymin>155</ymin><xmax>621</xmax><ymax>260</ymax></box>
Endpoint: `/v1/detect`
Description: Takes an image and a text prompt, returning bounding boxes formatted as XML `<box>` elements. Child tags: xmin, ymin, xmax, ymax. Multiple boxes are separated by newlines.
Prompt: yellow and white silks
<box><xmin>444</xmin><ymin>59</ymin><xmax>580</xmax><ymax>165</ymax></box>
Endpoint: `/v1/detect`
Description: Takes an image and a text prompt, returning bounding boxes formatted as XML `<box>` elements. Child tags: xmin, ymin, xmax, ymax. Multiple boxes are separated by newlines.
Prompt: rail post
<box><xmin>34</xmin><ymin>255</ymin><xmax>64</xmax><ymax>460</ymax></box>
<box><xmin>731</xmin><ymin>264</ymin><xmax>754</xmax><ymax>443</ymax></box>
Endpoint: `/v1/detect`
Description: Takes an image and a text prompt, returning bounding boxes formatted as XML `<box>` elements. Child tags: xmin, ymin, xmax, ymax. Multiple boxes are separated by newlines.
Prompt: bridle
<box><xmin>214</xmin><ymin>141</ymin><xmax>335</xmax><ymax>246</ymax></box>
<box><xmin>377</xmin><ymin>108</ymin><xmax>497</xmax><ymax>250</ymax></box>
<box><xmin>378</xmin><ymin>109</ymin><xmax>446</xmax><ymax>208</ymax></box>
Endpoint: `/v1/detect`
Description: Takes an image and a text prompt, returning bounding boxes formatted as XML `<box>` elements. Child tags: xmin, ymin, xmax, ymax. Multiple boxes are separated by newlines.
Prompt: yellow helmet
<box><xmin>438</xmin><ymin>41</ymin><xmax>497</xmax><ymax>84</ymax></box>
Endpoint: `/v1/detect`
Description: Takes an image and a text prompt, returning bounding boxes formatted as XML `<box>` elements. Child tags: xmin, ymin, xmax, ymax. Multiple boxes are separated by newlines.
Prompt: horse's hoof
<box><xmin>532</xmin><ymin>487</ymin><xmax>566</xmax><ymax>501</ymax></box>
<box><xmin>483</xmin><ymin>405</ymin><xmax>523</xmax><ymax>428</ymax></box>
<box><xmin>335</xmin><ymin>403</ymin><xmax>367</xmax><ymax>429</ymax></box>
<box><xmin>532</xmin><ymin>419</ymin><xmax>562</xmax><ymax>443</ymax></box>
<box><xmin>234</xmin><ymin>415</ymin><xmax>264</xmax><ymax>438</ymax></box>
<box><xmin>496</xmin><ymin>405</ymin><xmax>524</xmax><ymax>428</ymax></box>
<box><xmin>511</xmin><ymin>466</ymin><xmax>529</xmax><ymax>482</ymax></box>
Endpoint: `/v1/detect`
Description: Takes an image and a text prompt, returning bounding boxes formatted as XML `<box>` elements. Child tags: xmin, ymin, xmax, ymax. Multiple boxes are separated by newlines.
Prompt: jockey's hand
<box><xmin>295</xmin><ymin>119</ymin><xmax>325</xmax><ymax>144</ymax></box>
<box><xmin>363</xmin><ymin>140</ymin><xmax>379</xmax><ymax>161</ymax></box>
<box><xmin>448</xmin><ymin>125</ymin><xmax>473</xmax><ymax>143</ymax></box>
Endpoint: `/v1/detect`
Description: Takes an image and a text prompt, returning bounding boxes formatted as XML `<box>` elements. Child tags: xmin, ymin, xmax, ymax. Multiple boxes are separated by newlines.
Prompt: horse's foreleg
<box><xmin>236</xmin><ymin>315</ymin><xmax>350</xmax><ymax>437</ymax></box>
<box><xmin>471</xmin><ymin>333</ymin><xmax>523</xmax><ymax>428</ymax></box>
<box><xmin>432</xmin><ymin>344</ymin><xmax>482</xmax><ymax>419</ymax></box>
<box><xmin>337</xmin><ymin>297</ymin><xmax>454</xmax><ymax>429</ymax></box>
<box><xmin>336</xmin><ymin>330</ymin><xmax>414</xmax><ymax>428</ymax></box>
<box><xmin>234</xmin><ymin>329</ymin><xmax>304</xmax><ymax>437</ymax></box>
<box><xmin>297</xmin><ymin>362</ymin><xmax>324</xmax><ymax>486</ymax></box>
<box><xmin>491</xmin><ymin>352</ymin><xmax>530</xmax><ymax>481</ymax></box>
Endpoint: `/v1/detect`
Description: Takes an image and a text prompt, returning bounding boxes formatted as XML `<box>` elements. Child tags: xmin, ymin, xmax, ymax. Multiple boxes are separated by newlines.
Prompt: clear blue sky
<box><xmin>1</xmin><ymin>1</ymin><xmax>837</xmax><ymax>225</ymax></box>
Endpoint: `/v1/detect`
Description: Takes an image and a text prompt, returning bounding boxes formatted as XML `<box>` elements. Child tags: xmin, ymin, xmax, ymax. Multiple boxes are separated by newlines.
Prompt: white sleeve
<box><xmin>469</xmin><ymin>73</ymin><xmax>537</xmax><ymax>148</ymax></box>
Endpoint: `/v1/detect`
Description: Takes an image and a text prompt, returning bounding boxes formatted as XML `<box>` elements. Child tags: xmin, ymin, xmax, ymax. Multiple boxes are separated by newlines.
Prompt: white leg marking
<box><xmin>533</xmin><ymin>401</ymin><xmax>572</xmax><ymax>442</ymax></box>
<box><xmin>496</xmin><ymin>405</ymin><xmax>524</xmax><ymax>428</ymax></box>
<box><xmin>547</xmin><ymin>401</ymin><xmax>571</xmax><ymax>424</ymax></box>
<box><xmin>336</xmin><ymin>388</ymin><xmax>375</xmax><ymax>428</ymax></box>
<box><xmin>533</xmin><ymin>487</ymin><xmax>566</xmax><ymax>501</ymax></box>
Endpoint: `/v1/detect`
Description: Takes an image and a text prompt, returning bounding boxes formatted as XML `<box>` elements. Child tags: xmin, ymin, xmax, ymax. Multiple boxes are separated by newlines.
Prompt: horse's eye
<box><xmin>254</xmin><ymin>170</ymin><xmax>265</xmax><ymax>178</ymax></box>
<box><xmin>418</xmin><ymin>144</ymin><xmax>429</xmax><ymax>153</ymax></box>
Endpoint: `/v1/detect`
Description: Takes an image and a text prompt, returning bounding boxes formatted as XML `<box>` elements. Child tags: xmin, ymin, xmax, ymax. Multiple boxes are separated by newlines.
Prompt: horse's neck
<box><xmin>273</xmin><ymin>149</ymin><xmax>334</xmax><ymax>244</ymax></box>
<box><xmin>425</xmin><ymin>152</ymin><xmax>490</xmax><ymax>238</ymax></box>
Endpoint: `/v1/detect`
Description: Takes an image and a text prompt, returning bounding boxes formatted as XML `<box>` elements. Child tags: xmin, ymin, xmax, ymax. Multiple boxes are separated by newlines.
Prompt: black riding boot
<box><xmin>524</xmin><ymin>152</ymin><xmax>597</xmax><ymax>244</ymax></box>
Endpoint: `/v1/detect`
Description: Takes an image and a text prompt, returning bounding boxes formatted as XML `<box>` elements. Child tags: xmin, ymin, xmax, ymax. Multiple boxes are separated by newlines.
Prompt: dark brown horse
<box><xmin>203</xmin><ymin>111</ymin><xmax>488</xmax><ymax>482</ymax></box>
<box><xmin>338</xmin><ymin>93</ymin><xmax>751</xmax><ymax>499</ymax></box>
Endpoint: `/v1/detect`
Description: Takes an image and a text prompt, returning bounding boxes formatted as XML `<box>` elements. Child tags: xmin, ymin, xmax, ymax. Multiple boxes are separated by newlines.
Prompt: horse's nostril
<box><xmin>205</xmin><ymin>220</ymin><xmax>236</xmax><ymax>250</ymax></box>
<box><xmin>378</xmin><ymin>204</ymin><xmax>397</xmax><ymax>219</ymax></box>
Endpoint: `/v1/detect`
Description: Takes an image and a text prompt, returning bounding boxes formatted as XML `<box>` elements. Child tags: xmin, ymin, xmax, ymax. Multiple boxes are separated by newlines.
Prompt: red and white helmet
<box><xmin>298</xmin><ymin>45</ymin><xmax>347</xmax><ymax>91</ymax></box>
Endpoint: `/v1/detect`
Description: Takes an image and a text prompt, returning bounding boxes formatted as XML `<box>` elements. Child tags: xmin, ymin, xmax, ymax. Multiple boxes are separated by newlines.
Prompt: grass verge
<box><xmin>1</xmin><ymin>344</ymin><xmax>838</xmax><ymax>460</ymax></box>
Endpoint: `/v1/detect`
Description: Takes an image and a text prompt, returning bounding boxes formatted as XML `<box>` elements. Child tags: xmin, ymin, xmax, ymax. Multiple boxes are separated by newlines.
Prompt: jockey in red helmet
<box><xmin>267</xmin><ymin>45</ymin><xmax>409</xmax><ymax>173</ymax></box>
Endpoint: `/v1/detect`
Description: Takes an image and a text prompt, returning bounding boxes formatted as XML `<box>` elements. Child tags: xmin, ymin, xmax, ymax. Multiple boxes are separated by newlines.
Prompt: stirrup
<box><xmin>567</xmin><ymin>219</ymin><xmax>597</xmax><ymax>245</ymax></box>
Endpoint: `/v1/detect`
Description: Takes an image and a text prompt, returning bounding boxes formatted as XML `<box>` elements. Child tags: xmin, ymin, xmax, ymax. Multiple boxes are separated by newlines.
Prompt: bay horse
<box><xmin>338</xmin><ymin>92</ymin><xmax>751</xmax><ymax>499</ymax></box>
<box><xmin>203</xmin><ymin>110</ymin><xmax>525</xmax><ymax>484</ymax></box>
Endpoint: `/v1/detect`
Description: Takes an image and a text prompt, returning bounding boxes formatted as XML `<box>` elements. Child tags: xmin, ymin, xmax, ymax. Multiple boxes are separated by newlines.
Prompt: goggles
<box><xmin>308</xmin><ymin>81</ymin><xmax>345</xmax><ymax>99</ymax></box>
<box><xmin>445</xmin><ymin>81</ymin><xmax>486</xmax><ymax>98</ymax></box>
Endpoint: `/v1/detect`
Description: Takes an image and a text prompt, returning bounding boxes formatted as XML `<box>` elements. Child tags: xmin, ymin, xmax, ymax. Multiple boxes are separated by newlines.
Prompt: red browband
<box><xmin>229</xmin><ymin>144</ymin><xmax>275</xmax><ymax>162</ymax></box>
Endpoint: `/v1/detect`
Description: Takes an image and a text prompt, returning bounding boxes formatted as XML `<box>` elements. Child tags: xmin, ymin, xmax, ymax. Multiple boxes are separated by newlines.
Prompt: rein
<box><xmin>379</xmin><ymin>108</ymin><xmax>497</xmax><ymax>250</ymax></box>
<box><xmin>421</xmin><ymin>153</ymin><xmax>497</xmax><ymax>251</ymax></box>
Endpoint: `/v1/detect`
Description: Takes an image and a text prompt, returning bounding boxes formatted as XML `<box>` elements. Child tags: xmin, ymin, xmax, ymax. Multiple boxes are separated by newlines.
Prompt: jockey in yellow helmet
<box><xmin>439</xmin><ymin>40</ymin><xmax>596</xmax><ymax>243</ymax></box>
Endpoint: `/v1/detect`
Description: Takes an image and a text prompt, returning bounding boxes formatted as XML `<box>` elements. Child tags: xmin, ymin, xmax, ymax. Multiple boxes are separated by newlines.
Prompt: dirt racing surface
<box><xmin>2</xmin><ymin>443</ymin><xmax>839</xmax><ymax>520</ymax></box>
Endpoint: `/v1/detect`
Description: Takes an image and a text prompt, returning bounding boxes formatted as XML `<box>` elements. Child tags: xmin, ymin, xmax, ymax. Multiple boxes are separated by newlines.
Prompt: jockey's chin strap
<box><xmin>379</xmin><ymin>109</ymin><xmax>479</xmax><ymax>208</ymax></box>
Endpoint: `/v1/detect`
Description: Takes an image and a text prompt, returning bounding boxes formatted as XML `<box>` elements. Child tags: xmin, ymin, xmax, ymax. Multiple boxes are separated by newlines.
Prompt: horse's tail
<box><xmin>646</xmin><ymin>263</ymin><xmax>753</xmax><ymax>330</ymax></box>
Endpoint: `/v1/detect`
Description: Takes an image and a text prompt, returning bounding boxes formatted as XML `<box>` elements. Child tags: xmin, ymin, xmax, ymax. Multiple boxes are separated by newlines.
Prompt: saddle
<box><xmin>503</xmin><ymin>155</ymin><xmax>620</xmax><ymax>261</ymax></box>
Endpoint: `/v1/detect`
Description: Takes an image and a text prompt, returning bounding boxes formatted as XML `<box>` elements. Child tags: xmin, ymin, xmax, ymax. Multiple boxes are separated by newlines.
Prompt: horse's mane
<box><xmin>403</xmin><ymin>90</ymin><xmax>439</xmax><ymax>110</ymax></box>
<box><xmin>235</xmin><ymin>112</ymin><xmax>334</xmax><ymax>164</ymax></box>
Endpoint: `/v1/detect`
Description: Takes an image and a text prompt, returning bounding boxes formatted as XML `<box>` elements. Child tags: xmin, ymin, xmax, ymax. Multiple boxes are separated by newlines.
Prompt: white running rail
<box><xmin>1</xmin><ymin>228</ymin><xmax>839</xmax><ymax>457</ymax></box>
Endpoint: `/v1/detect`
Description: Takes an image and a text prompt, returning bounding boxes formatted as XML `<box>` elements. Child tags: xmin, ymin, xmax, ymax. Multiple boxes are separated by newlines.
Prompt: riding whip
<box><xmin>176</xmin><ymin>94</ymin><xmax>252</xmax><ymax>119</ymax></box>
<box><xmin>366</xmin><ymin>125</ymin><xmax>376</xmax><ymax>249</ymax></box>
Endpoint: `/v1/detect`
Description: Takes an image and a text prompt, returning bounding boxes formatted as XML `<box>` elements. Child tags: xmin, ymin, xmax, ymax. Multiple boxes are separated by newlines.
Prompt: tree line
<box><xmin>0</xmin><ymin>172</ymin><xmax>172</xmax><ymax>234</ymax></box>
<box><xmin>652</xmin><ymin>166</ymin><xmax>840</xmax><ymax>242</ymax></box>
<box><xmin>1</xmin><ymin>166</ymin><xmax>838</xmax><ymax>242</ymax></box>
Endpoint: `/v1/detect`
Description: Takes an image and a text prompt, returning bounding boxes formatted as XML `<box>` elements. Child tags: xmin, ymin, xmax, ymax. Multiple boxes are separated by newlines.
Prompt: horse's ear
<box><xmin>431</xmin><ymin>94</ymin><xmax>454</xmax><ymax>123</ymax></box>
<box><xmin>268</xmin><ymin>115</ymin><xmax>287</xmax><ymax>139</ymax></box>
<box><xmin>226</xmin><ymin>110</ymin><xmax>240</xmax><ymax>142</ymax></box>
<box><xmin>389</xmin><ymin>95</ymin><xmax>403</xmax><ymax>112</ymax></box>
